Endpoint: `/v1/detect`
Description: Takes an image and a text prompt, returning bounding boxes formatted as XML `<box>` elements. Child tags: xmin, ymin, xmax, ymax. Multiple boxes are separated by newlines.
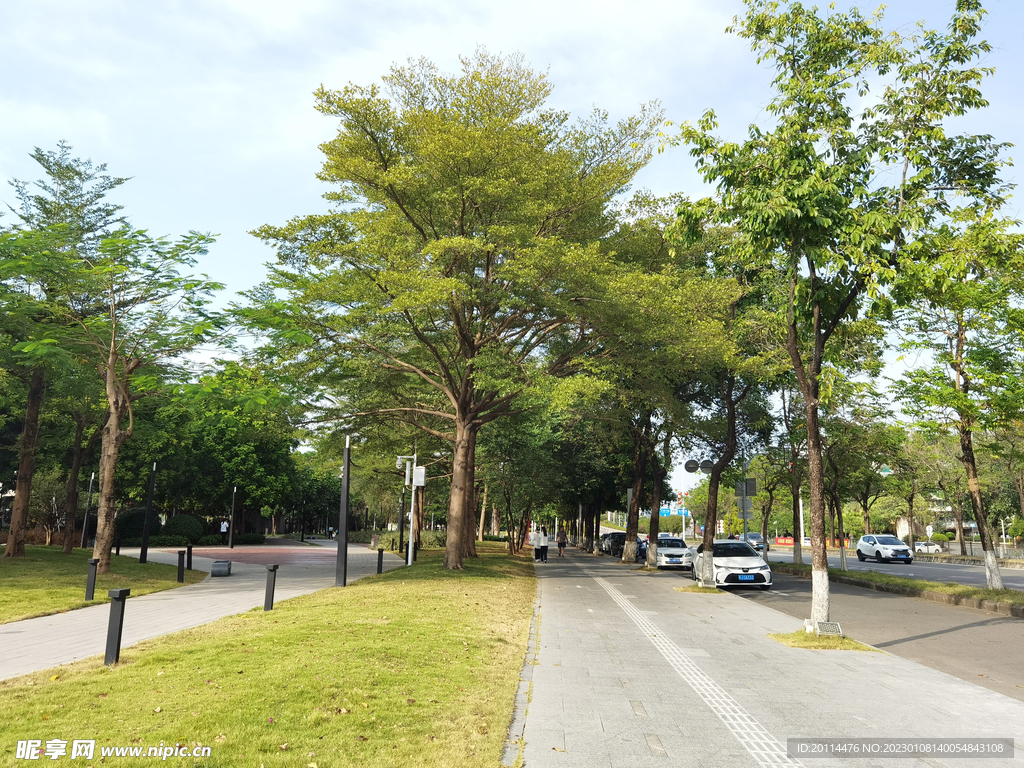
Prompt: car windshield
<box><xmin>712</xmin><ymin>542</ymin><xmax>758</xmax><ymax>558</ymax></box>
<box><xmin>744</xmin><ymin>534</ymin><xmax>763</xmax><ymax>541</ymax></box>
<box><xmin>659</xmin><ymin>539</ymin><xmax>685</xmax><ymax>548</ymax></box>
<box><xmin>876</xmin><ymin>536</ymin><xmax>903</xmax><ymax>546</ymax></box>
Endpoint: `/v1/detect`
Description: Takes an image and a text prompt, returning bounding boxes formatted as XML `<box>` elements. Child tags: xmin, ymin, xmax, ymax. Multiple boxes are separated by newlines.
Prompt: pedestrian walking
<box><xmin>220</xmin><ymin>519</ymin><xmax>229</xmax><ymax>545</ymax></box>
<box><xmin>556</xmin><ymin>527</ymin><xmax>567</xmax><ymax>557</ymax></box>
<box><xmin>532</xmin><ymin>528</ymin><xmax>541</xmax><ymax>562</ymax></box>
<box><xmin>539</xmin><ymin>526</ymin><xmax>549</xmax><ymax>563</ymax></box>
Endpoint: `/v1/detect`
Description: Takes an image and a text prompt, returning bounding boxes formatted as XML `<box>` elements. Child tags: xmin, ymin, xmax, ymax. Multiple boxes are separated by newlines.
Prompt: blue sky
<box><xmin>2</xmin><ymin>0</ymin><xmax>1022</xmax><ymax>493</ymax></box>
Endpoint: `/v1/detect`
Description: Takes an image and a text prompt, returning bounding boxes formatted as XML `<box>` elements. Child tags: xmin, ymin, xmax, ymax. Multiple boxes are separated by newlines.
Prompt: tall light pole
<box><xmin>396</xmin><ymin>453</ymin><xmax>420</xmax><ymax>566</ymax></box>
<box><xmin>336</xmin><ymin>436</ymin><xmax>351</xmax><ymax>587</ymax></box>
<box><xmin>228</xmin><ymin>486</ymin><xmax>237</xmax><ymax>548</ymax></box>
<box><xmin>80</xmin><ymin>472</ymin><xmax>95</xmax><ymax>549</ymax></box>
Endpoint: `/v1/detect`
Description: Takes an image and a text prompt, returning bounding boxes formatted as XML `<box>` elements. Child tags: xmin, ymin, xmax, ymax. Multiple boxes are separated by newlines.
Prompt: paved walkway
<box><xmin>0</xmin><ymin>542</ymin><xmax>403</xmax><ymax>681</ymax></box>
<box><xmin>520</xmin><ymin>549</ymin><xmax>1024</xmax><ymax>768</ymax></box>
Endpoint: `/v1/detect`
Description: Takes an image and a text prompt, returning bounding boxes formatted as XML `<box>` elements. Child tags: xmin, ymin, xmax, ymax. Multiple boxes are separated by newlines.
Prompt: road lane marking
<box><xmin>583</xmin><ymin>568</ymin><xmax>802</xmax><ymax>766</ymax></box>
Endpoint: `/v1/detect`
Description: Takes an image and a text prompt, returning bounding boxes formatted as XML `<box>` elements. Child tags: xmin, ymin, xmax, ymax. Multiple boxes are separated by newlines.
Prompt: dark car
<box><xmin>738</xmin><ymin>532</ymin><xmax>768</xmax><ymax>553</ymax></box>
<box><xmin>610</xmin><ymin>534</ymin><xmax>647</xmax><ymax>561</ymax></box>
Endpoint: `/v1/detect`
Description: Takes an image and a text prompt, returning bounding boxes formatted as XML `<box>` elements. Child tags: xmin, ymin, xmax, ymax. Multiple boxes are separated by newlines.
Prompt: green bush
<box><xmin>377</xmin><ymin>530</ymin><xmax>447</xmax><ymax>550</ymax></box>
<box><xmin>163</xmin><ymin>514</ymin><xmax>207</xmax><ymax>543</ymax></box>
<box><xmin>929</xmin><ymin>532</ymin><xmax>949</xmax><ymax>542</ymax></box>
<box><xmin>114</xmin><ymin>508</ymin><xmax>160</xmax><ymax>542</ymax></box>
<box><xmin>197</xmin><ymin>534</ymin><xmax>222</xmax><ymax>546</ymax></box>
<box><xmin>483</xmin><ymin>534</ymin><xmax>508</xmax><ymax>542</ymax></box>
<box><xmin>120</xmin><ymin>535</ymin><xmax>189</xmax><ymax>548</ymax></box>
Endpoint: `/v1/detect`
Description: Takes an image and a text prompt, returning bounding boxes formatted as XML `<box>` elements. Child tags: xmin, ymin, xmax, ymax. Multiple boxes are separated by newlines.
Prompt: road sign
<box><xmin>739</xmin><ymin>510</ymin><xmax>754</xmax><ymax>520</ymax></box>
<box><xmin>699</xmin><ymin>459</ymin><xmax>713</xmax><ymax>472</ymax></box>
<box><xmin>684</xmin><ymin>459</ymin><xmax>699</xmax><ymax>473</ymax></box>
<box><xmin>926</xmin><ymin>524</ymin><xmax>933</xmax><ymax>539</ymax></box>
<box><xmin>745</xmin><ymin>478</ymin><xmax>757</xmax><ymax>496</ymax></box>
<box><xmin>660</xmin><ymin>507</ymin><xmax>671</xmax><ymax>517</ymax></box>
<box><xmin>737</xmin><ymin>497</ymin><xmax>753</xmax><ymax>513</ymax></box>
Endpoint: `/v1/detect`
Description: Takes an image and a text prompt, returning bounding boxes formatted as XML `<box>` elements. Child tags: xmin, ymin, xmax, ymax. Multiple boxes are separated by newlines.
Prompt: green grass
<box><xmin>0</xmin><ymin>542</ymin><xmax>535</xmax><ymax>768</ymax></box>
<box><xmin>775</xmin><ymin>562</ymin><xmax>1024</xmax><ymax>606</ymax></box>
<box><xmin>0</xmin><ymin>546</ymin><xmax>206</xmax><ymax>624</ymax></box>
<box><xmin>768</xmin><ymin>630</ymin><xmax>878</xmax><ymax>652</ymax></box>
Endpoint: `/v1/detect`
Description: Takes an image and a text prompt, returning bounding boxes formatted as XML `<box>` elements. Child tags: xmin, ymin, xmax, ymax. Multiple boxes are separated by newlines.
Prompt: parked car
<box><xmin>737</xmin><ymin>532</ymin><xmax>768</xmax><ymax>553</ymax></box>
<box><xmin>610</xmin><ymin>534</ymin><xmax>646</xmax><ymax>561</ymax></box>
<box><xmin>599</xmin><ymin>532</ymin><xmax>619</xmax><ymax>553</ymax></box>
<box><xmin>652</xmin><ymin>537</ymin><xmax>693</xmax><ymax>570</ymax></box>
<box><xmin>856</xmin><ymin>535</ymin><xmax>913</xmax><ymax>563</ymax></box>
<box><xmin>914</xmin><ymin>540</ymin><xmax>943</xmax><ymax>554</ymax></box>
<box><xmin>692</xmin><ymin>540</ymin><xmax>772</xmax><ymax>590</ymax></box>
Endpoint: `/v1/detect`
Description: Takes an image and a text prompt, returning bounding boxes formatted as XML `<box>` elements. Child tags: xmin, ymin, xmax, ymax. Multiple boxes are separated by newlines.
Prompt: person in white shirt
<box><xmin>538</xmin><ymin>526</ymin><xmax>549</xmax><ymax>563</ymax></box>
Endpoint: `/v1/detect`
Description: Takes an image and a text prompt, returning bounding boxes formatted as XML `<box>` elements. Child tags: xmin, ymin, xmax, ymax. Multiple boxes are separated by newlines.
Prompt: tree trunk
<box><xmin>415</xmin><ymin>486</ymin><xmax>425</xmax><ymax>545</ymax></box>
<box><xmin>760</xmin><ymin>490</ymin><xmax>773</xmax><ymax>551</ymax></box>
<box><xmin>477</xmin><ymin>483</ymin><xmax>488</xmax><ymax>542</ymax></box>
<box><xmin>646</xmin><ymin>437</ymin><xmax>670</xmax><ymax>568</ymax></box>
<box><xmin>906</xmin><ymin>484</ymin><xmax>916</xmax><ymax>549</ymax></box>
<box><xmin>803</xmin><ymin>397</ymin><xmax>831</xmax><ymax>624</ymax></box>
<box><xmin>92</xmin><ymin>407</ymin><xmax>126</xmax><ymax>574</ymax></box>
<box><xmin>790</xmin><ymin>470</ymin><xmax>803</xmax><ymax>566</ymax></box>
<box><xmin>4</xmin><ymin>369</ymin><xmax>45</xmax><ymax>560</ymax></box>
<box><xmin>623</xmin><ymin>437</ymin><xmax>646</xmax><ymax>563</ymax></box>
<box><xmin>959</xmin><ymin>427</ymin><xmax>1003</xmax><ymax>589</ymax></box>
<box><xmin>443</xmin><ymin>419</ymin><xmax>474</xmax><ymax>570</ymax></box>
<box><xmin>63</xmin><ymin>417</ymin><xmax>101</xmax><ymax>555</ymax></box>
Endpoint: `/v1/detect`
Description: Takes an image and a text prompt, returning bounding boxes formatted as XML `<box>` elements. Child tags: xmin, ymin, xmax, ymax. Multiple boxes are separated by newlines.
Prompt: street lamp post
<box><xmin>336</xmin><ymin>436</ymin><xmax>351</xmax><ymax>587</ymax></box>
<box><xmin>80</xmin><ymin>472</ymin><xmax>95</xmax><ymax>549</ymax></box>
<box><xmin>396</xmin><ymin>453</ymin><xmax>418</xmax><ymax>566</ymax></box>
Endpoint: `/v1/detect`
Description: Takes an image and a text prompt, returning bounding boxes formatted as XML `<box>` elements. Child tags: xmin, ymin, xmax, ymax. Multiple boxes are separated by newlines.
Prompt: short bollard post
<box><xmin>115</xmin><ymin>542</ymin><xmax>121</xmax><ymax>556</ymax></box>
<box><xmin>186</xmin><ymin>544</ymin><xmax>193</xmax><ymax>571</ymax></box>
<box><xmin>85</xmin><ymin>558</ymin><xmax>99</xmax><ymax>601</ymax></box>
<box><xmin>177</xmin><ymin>550</ymin><xmax>185</xmax><ymax>583</ymax></box>
<box><xmin>104</xmin><ymin>589</ymin><xmax>130</xmax><ymax>665</ymax></box>
<box><xmin>377</xmin><ymin>547</ymin><xmax>384</xmax><ymax>574</ymax></box>
<box><xmin>264</xmin><ymin>565</ymin><xmax>279</xmax><ymax>611</ymax></box>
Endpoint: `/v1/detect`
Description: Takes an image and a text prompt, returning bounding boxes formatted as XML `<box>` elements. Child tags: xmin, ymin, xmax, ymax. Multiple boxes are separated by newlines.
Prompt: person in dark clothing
<box><xmin>556</xmin><ymin>527</ymin><xmax>568</xmax><ymax>557</ymax></box>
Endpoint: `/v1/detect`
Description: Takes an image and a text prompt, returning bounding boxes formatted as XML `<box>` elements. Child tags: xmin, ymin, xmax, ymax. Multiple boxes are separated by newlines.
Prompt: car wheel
<box><xmin>856</xmin><ymin>549</ymin><xmax>865</xmax><ymax>561</ymax></box>
<box><xmin>876</xmin><ymin>552</ymin><xmax>888</xmax><ymax>563</ymax></box>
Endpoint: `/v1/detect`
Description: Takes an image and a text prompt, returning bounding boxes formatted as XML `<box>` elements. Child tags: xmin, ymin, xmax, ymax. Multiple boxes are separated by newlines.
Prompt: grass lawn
<box><xmin>776</xmin><ymin>562</ymin><xmax>1024</xmax><ymax>606</ymax></box>
<box><xmin>0</xmin><ymin>546</ymin><xmax>206</xmax><ymax>624</ymax></box>
<box><xmin>768</xmin><ymin>630</ymin><xmax>878</xmax><ymax>652</ymax></box>
<box><xmin>0</xmin><ymin>542</ymin><xmax>535</xmax><ymax>767</ymax></box>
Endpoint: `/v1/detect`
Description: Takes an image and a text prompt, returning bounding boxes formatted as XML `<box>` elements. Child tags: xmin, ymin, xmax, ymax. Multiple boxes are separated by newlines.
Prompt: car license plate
<box><xmin>669</xmin><ymin>558</ymin><xmax>680</xmax><ymax>563</ymax></box>
<box><xmin>896</xmin><ymin>554</ymin><xmax>906</xmax><ymax>558</ymax></box>
<box><xmin>738</xmin><ymin>574</ymin><xmax>755</xmax><ymax>581</ymax></box>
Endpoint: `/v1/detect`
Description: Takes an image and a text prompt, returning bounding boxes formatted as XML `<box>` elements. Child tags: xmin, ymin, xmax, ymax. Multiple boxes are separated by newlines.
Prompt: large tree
<box><xmin>12</xmin><ymin>228</ymin><xmax>224</xmax><ymax>572</ymax></box>
<box><xmin>0</xmin><ymin>144</ymin><xmax>126</xmax><ymax>558</ymax></box>
<box><xmin>672</xmin><ymin>0</ymin><xmax>1004</xmax><ymax>621</ymax></box>
<box><xmin>247</xmin><ymin>51</ymin><xmax>661</xmax><ymax>569</ymax></box>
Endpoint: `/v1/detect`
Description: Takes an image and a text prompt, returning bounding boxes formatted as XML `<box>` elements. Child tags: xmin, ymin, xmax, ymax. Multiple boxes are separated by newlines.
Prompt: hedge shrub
<box><xmin>120</xmin><ymin>535</ymin><xmax>189</xmax><ymax>548</ymax></box>
<box><xmin>114</xmin><ymin>508</ymin><xmax>160</xmax><ymax>542</ymax></box>
<box><xmin>163</xmin><ymin>514</ymin><xmax>207</xmax><ymax>543</ymax></box>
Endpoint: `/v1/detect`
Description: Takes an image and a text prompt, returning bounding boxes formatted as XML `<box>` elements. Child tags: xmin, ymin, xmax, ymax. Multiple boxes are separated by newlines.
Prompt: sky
<box><xmin>2</xmin><ymin>0</ymin><xmax>1023</xmax><ymax>496</ymax></box>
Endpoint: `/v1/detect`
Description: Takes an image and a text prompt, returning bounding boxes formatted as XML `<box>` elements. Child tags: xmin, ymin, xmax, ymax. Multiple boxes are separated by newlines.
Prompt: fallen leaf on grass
<box><xmin>154</xmin><ymin>707</ymin><xmax>162</xmax><ymax>713</ymax></box>
<box><xmin>50</xmin><ymin>674</ymin><xmax>59</xmax><ymax>681</ymax></box>
<box><xmin>279</xmin><ymin>743</ymin><xmax>288</xmax><ymax>751</ymax></box>
<box><xmin>214</xmin><ymin>735</ymin><xmax>226</xmax><ymax>743</ymax></box>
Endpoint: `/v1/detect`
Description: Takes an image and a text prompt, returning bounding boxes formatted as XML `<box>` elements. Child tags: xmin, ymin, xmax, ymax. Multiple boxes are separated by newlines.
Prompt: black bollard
<box><xmin>85</xmin><ymin>558</ymin><xmax>99</xmax><ymax>601</ymax></box>
<box><xmin>115</xmin><ymin>542</ymin><xmax>121</xmax><ymax>556</ymax></box>
<box><xmin>413</xmin><ymin>540</ymin><xmax>418</xmax><ymax>562</ymax></box>
<box><xmin>186</xmin><ymin>544</ymin><xmax>193</xmax><ymax>571</ymax></box>
<box><xmin>264</xmin><ymin>565</ymin><xmax>279</xmax><ymax>611</ymax></box>
<box><xmin>377</xmin><ymin>547</ymin><xmax>384</xmax><ymax>574</ymax></box>
<box><xmin>177</xmin><ymin>550</ymin><xmax>185</xmax><ymax>583</ymax></box>
<box><xmin>104</xmin><ymin>589</ymin><xmax>130</xmax><ymax>665</ymax></box>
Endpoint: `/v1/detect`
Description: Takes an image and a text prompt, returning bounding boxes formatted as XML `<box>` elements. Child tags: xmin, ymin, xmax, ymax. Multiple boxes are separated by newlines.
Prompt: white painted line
<box><xmin>590</xmin><ymin>571</ymin><xmax>802</xmax><ymax>767</ymax></box>
<box><xmin>587</xmin><ymin>608</ymin><xmax>594</xmax><ymax>613</ymax></box>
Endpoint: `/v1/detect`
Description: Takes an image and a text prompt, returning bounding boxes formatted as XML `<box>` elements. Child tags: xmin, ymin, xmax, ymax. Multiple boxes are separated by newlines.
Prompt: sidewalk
<box><xmin>519</xmin><ymin>549</ymin><xmax>1024</xmax><ymax>767</ymax></box>
<box><xmin>0</xmin><ymin>543</ymin><xmax>403</xmax><ymax>682</ymax></box>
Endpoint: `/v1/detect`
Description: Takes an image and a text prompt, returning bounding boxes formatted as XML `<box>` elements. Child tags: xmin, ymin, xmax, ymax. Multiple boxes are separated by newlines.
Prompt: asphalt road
<box><xmin>767</xmin><ymin>549</ymin><xmax>1024</xmax><ymax>591</ymax></box>
<box><xmin>730</xmin><ymin>572</ymin><xmax>1024</xmax><ymax>703</ymax></box>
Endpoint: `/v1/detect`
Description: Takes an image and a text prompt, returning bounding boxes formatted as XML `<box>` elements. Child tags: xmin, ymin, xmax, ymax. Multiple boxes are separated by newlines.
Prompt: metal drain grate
<box><xmin>815</xmin><ymin>621</ymin><xmax>843</xmax><ymax>637</ymax></box>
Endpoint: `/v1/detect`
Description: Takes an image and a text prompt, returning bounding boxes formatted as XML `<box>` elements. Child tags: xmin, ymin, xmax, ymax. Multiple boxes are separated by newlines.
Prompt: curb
<box><xmin>909</xmin><ymin>554</ymin><xmax>1024</xmax><ymax>570</ymax></box>
<box><xmin>771</xmin><ymin>565</ymin><xmax>1024</xmax><ymax>620</ymax></box>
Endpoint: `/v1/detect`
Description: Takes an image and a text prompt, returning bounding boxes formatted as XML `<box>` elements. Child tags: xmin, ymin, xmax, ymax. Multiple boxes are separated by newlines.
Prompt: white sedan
<box><xmin>914</xmin><ymin>540</ymin><xmax>943</xmax><ymax>554</ymax></box>
<box><xmin>692</xmin><ymin>540</ymin><xmax>772</xmax><ymax>590</ymax></box>
<box><xmin>652</xmin><ymin>537</ymin><xmax>693</xmax><ymax>570</ymax></box>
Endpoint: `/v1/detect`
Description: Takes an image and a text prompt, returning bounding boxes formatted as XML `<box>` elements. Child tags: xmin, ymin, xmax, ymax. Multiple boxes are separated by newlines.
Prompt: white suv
<box><xmin>856</xmin><ymin>535</ymin><xmax>913</xmax><ymax>563</ymax></box>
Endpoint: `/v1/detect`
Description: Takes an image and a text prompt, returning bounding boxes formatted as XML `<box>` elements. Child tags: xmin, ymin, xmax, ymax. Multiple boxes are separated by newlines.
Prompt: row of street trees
<box><xmin>3</xmin><ymin>3</ymin><xmax>1022</xmax><ymax>625</ymax></box>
